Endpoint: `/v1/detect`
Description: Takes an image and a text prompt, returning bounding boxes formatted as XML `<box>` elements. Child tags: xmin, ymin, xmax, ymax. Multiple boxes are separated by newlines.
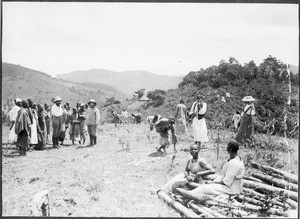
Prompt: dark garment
<box><xmin>16</xmin><ymin>129</ymin><xmax>29</xmax><ymax>149</ymax></box>
<box><xmin>52</xmin><ymin>116</ymin><xmax>64</xmax><ymax>137</ymax></box>
<box><xmin>15</xmin><ymin>108</ymin><xmax>31</xmax><ymax>136</ymax></box>
<box><xmin>235</xmin><ymin>114</ymin><xmax>253</xmax><ymax>143</ymax></box>
<box><xmin>34</xmin><ymin>130</ymin><xmax>46</xmax><ymax>150</ymax></box>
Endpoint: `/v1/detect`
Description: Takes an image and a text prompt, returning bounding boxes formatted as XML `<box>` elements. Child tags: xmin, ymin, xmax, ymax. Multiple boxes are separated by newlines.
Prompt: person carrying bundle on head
<box><xmin>86</xmin><ymin>99</ymin><xmax>100</xmax><ymax>146</ymax></box>
<box><xmin>155</xmin><ymin>117</ymin><xmax>177</xmax><ymax>153</ymax></box>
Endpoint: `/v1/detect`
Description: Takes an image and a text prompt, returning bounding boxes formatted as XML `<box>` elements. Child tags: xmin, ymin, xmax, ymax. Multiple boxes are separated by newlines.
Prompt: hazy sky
<box><xmin>2</xmin><ymin>3</ymin><xmax>299</xmax><ymax>76</ymax></box>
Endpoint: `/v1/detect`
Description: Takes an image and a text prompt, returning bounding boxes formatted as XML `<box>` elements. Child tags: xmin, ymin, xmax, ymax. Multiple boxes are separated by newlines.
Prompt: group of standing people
<box><xmin>148</xmin><ymin>94</ymin><xmax>256</xmax><ymax>154</ymax></box>
<box><xmin>7</xmin><ymin>96</ymin><xmax>100</xmax><ymax>156</ymax></box>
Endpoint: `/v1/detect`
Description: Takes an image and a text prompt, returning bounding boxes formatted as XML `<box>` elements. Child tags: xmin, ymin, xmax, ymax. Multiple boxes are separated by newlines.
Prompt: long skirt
<box><xmin>235</xmin><ymin>114</ymin><xmax>253</xmax><ymax>143</ymax></box>
<box><xmin>79</xmin><ymin>121</ymin><xmax>87</xmax><ymax>140</ymax></box>
<box><xmin>17</xmin><ymin>130</ymin><xmax>29</xmax><ymax>149</ymax></box>
<box><xmin>192</xmin><ymin>117</ymin><xmax>209</xmax><ymax>142</ymax></box>
<box><xmin>8</xmin><ymin>124</ymin><xmax>18</xmax><ymax>143</ymax></box>
<box><xmin>45</xmin><ymin>117</ymin><xmax>51</xmax><ymax>140</ymax></box>
<box><xmin>30</xmin><ymin>117</ymin><xmax>38</xmax><ymax>144</ymax></box>
<box><xmin>175</xmin><ymin>118</ymin><xmax>187</xmax><ymax>134</ymax></box>
<box><xmin>52</xmin><ymin>116</ymin><xmax>63</xmax><ymax>137</ymax></box>
<box><xmin>69</xmin><ymin>123</ymin><xmax>80</xmax><ymax>141</ymax></box>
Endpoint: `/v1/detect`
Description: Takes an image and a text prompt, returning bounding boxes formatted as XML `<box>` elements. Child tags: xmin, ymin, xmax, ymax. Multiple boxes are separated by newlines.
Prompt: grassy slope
<box><xmin>2</xmin><ymin>63</ymin><xmax>126</xmax><ymax>107</ymax></box>
<box><xmin>2</xmin><ymin>122</ymin><xmax>298</xmax><ymax>216</ymax></box>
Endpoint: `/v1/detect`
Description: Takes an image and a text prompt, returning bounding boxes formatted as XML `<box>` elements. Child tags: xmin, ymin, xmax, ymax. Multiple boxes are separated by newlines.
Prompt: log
<box><xmin>157</xmin><ymin>191</ymin><xmax>198</xmax><ymax>218</ymax></box>
<box><xmin>193</xmin><ymin>202</ymin><xmax>227</xmax><ymax>217</ymax></box>
<box><xmin>187</xmin><ymin>202</ymin><xmax>215</xmax><ymax>217</ymax></box>
<box><xmin>243</xmin><ymin>187</ymin><xmax>265</xmax><ymax>199</ymax></box>
<box><xmin>243</xmin><ymin>175</ymin><xmax>264</xmax><ymax>183</ymax></box>
<box><xmin>251</xmin><ymin>172</ymin><xmax>298</xmax><ymax>192</ymax></box>
<box><xmin>251</xmin><ymin>162</ymin><xmax>298</xmax><ymax>184</ymax></box>
<box><xmin>210</xmin><ymin>206</ymin><xmax>229</xmax><ymax>217</ymax></box>
<box><xmin>243</xmin><ymin>179</ymin><xmax>298</xmax><ymax>202</ymax></box>
<box><xmin>202</xmin><ymin>174</ymin><xmax>219</xmax><ymax>181</ymax></box>
<box><xmin>285</xmin><ymin>198</ymin><xmax>298</xmax><ymax>209</ymax></box>
<box><xmin>235</xmin><ymin>195</ymin><xmax>262</xmax><ymax>206</ymax></box>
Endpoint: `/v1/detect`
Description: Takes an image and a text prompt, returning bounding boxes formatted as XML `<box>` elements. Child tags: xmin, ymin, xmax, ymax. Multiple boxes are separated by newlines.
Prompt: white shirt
<box><xmin>51</xmin><ymin>104</ymin><xmax>64</xmax><ymax>117</ymax></box>
<box><xmin>214</xmin><ymin>156</ymin><xmax>245</xmax><ymax>194</ymax></box>
<box><xmin>190</xmin><ymin>102</ymin><xmax>207</xmax><ymax>115</ymax></box>
<box><xmin>241</xmin><ymin>104</ymin><xmax>255</xmax><ymax>116</ymax></box>
<box><xmin>8</xmin><ymin>105</ymin><xmax>20</xmax><ymax>122</ymax></box>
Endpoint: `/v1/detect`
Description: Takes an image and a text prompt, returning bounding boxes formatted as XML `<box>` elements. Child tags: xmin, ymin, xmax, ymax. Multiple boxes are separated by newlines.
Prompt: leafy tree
<box><xmin>134</xmin><ymin>88</ymin><xmax>145</xmax><ymax>99</ymax></box>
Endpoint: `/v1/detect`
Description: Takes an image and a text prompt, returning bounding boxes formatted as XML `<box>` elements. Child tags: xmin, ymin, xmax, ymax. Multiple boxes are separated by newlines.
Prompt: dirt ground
<box><xmin>2</xmin><ymin>123</ymin><xmax>298</xmax><ymax>217</ymax></box>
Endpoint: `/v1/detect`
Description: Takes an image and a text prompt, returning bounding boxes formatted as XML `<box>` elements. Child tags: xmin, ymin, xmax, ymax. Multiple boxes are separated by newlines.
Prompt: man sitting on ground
<box><xmin>158</xmin><ymin>144</ymin><xmax>215</xmax><ymax>195</ymax></box>
<box><xmin>176</xmin><ymin>140</ymin><xmax>245</xmax><ymax>202</ymax></box>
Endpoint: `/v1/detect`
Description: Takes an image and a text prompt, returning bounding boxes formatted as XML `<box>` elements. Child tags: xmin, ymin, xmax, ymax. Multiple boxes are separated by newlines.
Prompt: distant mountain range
<box><xmin>2</xmin><ymin>63</ymin><xmax>126</xmax><ymax>106</ymax></box>
<box><xmin>56</xmin><ymin>69</ymin><xmax>184</xmax><ymax>95</ymax></box>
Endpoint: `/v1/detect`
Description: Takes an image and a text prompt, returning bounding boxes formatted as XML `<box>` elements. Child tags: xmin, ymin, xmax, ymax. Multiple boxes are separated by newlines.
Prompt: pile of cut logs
<box><xmin>158</xmin><ymin>161</ymin><xmax>298</xmax><ymax>217</ymax></box>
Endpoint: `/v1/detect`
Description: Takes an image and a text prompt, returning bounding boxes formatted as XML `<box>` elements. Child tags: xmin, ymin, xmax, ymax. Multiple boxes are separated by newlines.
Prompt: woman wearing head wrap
<box><xmin>235</xmin><ymin>96</ymin><xmax>255</xmax><ymax>143</ymax></box>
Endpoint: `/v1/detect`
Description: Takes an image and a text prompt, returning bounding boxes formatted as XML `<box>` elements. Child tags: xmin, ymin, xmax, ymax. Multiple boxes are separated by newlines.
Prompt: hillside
<box><xmin>2</xmin><ymin>63</ymin><xmax>126</xmax><ymax>108</ymax></box>
<box><xmin>106</xmin><ymin>56</ymin><xmax>299</xmax><ymax>138</ymax></box>
<box><xmin>56</xmin><ymin>69</ymin><xmax>183</xmax><ymax>95</ymax></box>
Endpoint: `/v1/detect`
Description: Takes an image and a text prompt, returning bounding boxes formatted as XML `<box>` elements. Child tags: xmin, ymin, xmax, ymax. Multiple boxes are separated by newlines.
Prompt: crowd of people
<box><xmin>5</xmin><ymin>93</ymin><xmax>257</xmax><ymax>208</ymax></box>
<box><xmin>7</xmin><ymin>96</ymin><xmax>100</xmax><ymax>156</ymax></box>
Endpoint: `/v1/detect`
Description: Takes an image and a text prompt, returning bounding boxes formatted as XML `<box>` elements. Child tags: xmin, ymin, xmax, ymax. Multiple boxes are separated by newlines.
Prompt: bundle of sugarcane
<box><xmin>157</xmin><ymin>162</ymin><xmax>298</xmax><ymax>217</ymax></box>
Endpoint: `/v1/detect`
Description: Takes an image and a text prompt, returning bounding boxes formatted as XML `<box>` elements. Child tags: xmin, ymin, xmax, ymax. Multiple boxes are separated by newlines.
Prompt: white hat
<box><xmin>88</xmin><ymin>99</ymin><xmax>97</xmax><ymax>105</ymax></box>
<box><xmin>242</xmin><ymin>96</ymin><xmax>255</xmax><ymax>102</ymax></box>
<box><xmin>15</xmin><ymin>98</ymin><xmax>22</xmax><ymax>103</ymax></box>
<box><xmin>53</xmin><ymin>96</ymin><xmax>62</xmax><ymax>103</ymax></box>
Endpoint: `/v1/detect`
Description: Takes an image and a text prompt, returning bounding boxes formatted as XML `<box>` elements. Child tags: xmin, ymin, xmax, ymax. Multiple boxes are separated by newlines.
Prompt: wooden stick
<box><xmin>243</xmin><ymin>187</ymin><xmax>265</xmax><ymax>199</ymax></box>
<box><xmin>157</xmin><ymin>191</ymin><xmax>198</xmax><ymax>218</ymax></box>
<box><xmin>251</xmin><ymin>172</ymin><xmax>298</xmax><ymax>192</ymax></box>
<box><xmin>243</xmin><ymin>179</ymin><xmax>298</xmax><ymax>202</ymax></box>
<box><xmin>243</xmin><ymin>175</ymin><xmax>264</xmax><ymax>183</ymax></box>
<box><xmin>187</xmin><ymin>202</ymin><xmax>214</xmax><ymax>217</ymax></box>
<box><xmin>285</xmin><ymin>198</ymin><xmax>298</xmax><ymax>209</ymax></box>
<box><xmin>193</xmin><ymin>202</ymin><xmax>228</xmax><ymax>217</ymax></box>
<box><xmin>251</xmin><ymin>161</ymin><xmax>298</xmax><ymax>184</ymax></box>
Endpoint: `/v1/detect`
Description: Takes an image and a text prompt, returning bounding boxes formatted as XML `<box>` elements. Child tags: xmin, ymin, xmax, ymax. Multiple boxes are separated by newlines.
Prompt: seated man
<box><xmin>176</xmin><ymin>140</ymin><xmax>245</xmax><ymax>202</ymax></box>
<box><xmin>158</xmin><ymin>144</ymin><xmax>215</xmax><ymax>195</ymax></box>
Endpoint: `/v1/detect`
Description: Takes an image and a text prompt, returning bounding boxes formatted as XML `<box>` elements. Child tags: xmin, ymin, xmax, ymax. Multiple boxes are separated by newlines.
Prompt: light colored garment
<box><xmin>85</xmin><ymin>107</ymin><xmax>100</xmax><ymax>125</ymax></box>
<box><xmin>8</xmin><ymin>105</ymin><xmax>20</xmax><ymax>122</ymax></box>
<box><xmin>159</xmin><ymin>157</ymin><xmax>213</xmax><ymax>194</ymax></box>
<box><xmin>188</xmin><ymin>156</ymin><xmax>245</xmax><ymax>200</ymax></box>
<box><xmin>213</xmin><ymin>156</ymin><xmax>245</xmax><ymax>194</ymax></box>
<box><xmin>232</xmin><ymin>114</ymin><xmax>241</xmax><ymax>129</ymax></box>
<box><xmin>190</xmin><ymin>102</ymin><xmax>209</xmax><ymax>142</ymax></box>
<box><xmin>175</xmin><ymin>104</ymin><xmax>187</xmax><ymax>134</ymax></box>
<box><xmin>51</xmin><ymin>104</ymin><xmax>64</xmax><ymax>117</ymax></box>
<box><xmin>241</xmin><ymin>104</ymin><xmax>255</xmax><ymax>116</ymax></box>
<box><xmin>30</xmin><ymin>111</ymin><xmax>38</xmax><ymax>144</ymax></box>
<box><xmin>8</xmin><ymin>123</ymin><xmax>18</xmax><ymax>143</ymax></box>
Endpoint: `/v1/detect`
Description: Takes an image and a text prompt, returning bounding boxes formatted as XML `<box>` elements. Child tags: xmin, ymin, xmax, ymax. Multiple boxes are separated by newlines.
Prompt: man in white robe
<box><xmin>189</xmin><ymin>95</ymin><xmax>209</xmax><ymax>149</ymax></box>
<box><xmin>8</xmin><ymin>98</ymin><xmax>22</xmax><ymax>143</ymax></box>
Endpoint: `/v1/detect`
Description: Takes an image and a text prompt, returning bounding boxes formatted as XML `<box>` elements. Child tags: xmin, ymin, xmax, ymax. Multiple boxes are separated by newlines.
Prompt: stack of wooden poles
<box><xmin>158</xmin><ymin>161</ymin><xmax>298</xmax><ymax>217</ymax></box>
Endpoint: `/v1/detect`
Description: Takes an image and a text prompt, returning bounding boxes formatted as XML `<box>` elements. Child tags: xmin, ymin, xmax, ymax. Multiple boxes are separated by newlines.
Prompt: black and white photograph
<box><xmin>2</xmin><ymin>1</ymin><xmax>299</xmax><ymax>217</ymax></box>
